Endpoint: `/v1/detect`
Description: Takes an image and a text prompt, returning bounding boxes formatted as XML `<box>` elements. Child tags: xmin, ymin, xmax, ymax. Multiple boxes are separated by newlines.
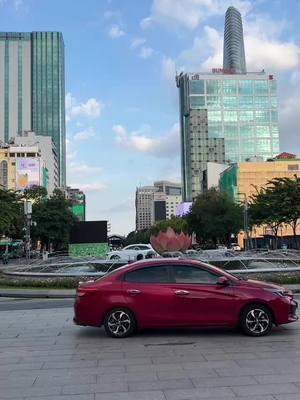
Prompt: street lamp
<box><xmin>24</xmin><ymin>200</ymin><xmax>32</xmax><ymax>260</ymax></box>
<box><xmin>238</xmin><ymin>192</ymin><xmax>249</xmax><ymax>251</ymax></box>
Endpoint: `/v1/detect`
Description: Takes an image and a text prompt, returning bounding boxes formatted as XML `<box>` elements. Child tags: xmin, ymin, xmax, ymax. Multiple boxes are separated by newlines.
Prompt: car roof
<box><xmin>111</xmin><ymin>257</ymin><xmax>232</xmax><ymax>277</ymax></box>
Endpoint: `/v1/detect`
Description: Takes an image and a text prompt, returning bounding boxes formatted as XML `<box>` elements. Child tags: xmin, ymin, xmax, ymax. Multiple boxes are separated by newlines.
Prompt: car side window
<box><xmin>124</xmin><ymin>266</ymin><xmax>171</xmax><ymax>283</ymax></box>
<box><xmin>172</xmin><ymin>265</ymin><xmax>218</xmax><ymax>284</ymax></box>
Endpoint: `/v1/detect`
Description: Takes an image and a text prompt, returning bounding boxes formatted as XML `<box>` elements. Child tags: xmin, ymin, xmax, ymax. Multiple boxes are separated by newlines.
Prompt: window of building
<box><xmin>241</xmin><ymin>139</ymin><xmax>256</xmax><ymax>153</ymax></box>
<box><xmin>223</xmin><ymin>96</ymin><xmax>237</xmax><ymax>109</ymax></box>
<box><xmin>256</xmin><ymin>139</ymin><xmax>271</xmax><ymax>152</ymax></box>
<box><xmin>239</xmin><ymin>96</ymin><xmax>253</xmax><ymax>109</ymax></box>
<box><xmin>240</xmin><ymin>125</ymin><xmax>254</xmax><ymax>137</ymax></box>
<box><xmin>223</xmin><ymin>80</ymin><xmax>237</xmax><ymax>94</ymax></box>
<box><xmin>254</xmin><ymin>96</ymin><xmax>269</xmax><ymax>109</ymax></box>
<box><xmin>207</xmin><ymin>96</ymin><xmax>221</xmax><ymax>109</ymax></box>
<box><xmin>206</xmin><ymin>80</ymin><xmax>222</xmax><ymax>95</ymax></box>
<box><xmin>208</xmin><ymin>125</ymin><xmax>223</xmax><ymax>138</ymax></box>
<box><xmin>271</xmin><ymin>111</ymin><xmax>278</xmax><ymax>123</ymax></box>
<box><xmin>238</xmin><ymin>80</ymin><xmax>253</xmax><ymax>95</ymax></box>
<box><xmin>208</xmin><ymin>111</ymin><xmax>222</xmax><ymax>122</ymax></box>
<box><xmin>225</xmin><ymin>140</ymin><xmax>239</xmax><ymax>153</ymax></box>
<box><xmin>255</xmin><ymin>110</ymin><xmax>269</xmax><ymax>124</ymax></box>
<box><xmin>190</xmin><ymin>96</ymin><xmax>205</xmax><ymax>108</ymax></box>
<box><xmin>270</xmin><ymin>97</ymin><xmax>277</xmax><ymax>109</ymax></box>
<box><xmin>269</xmin><ymin>80</ymin><xmax>277</xmax><ymax>95</ymax></box>
<box><xmin>189</xmin><ymin>80</ymin><xmax>205</xmax><ymax>95</ymax></box>
<box><xmin>288</xmin><ymin>165</ymin><xmax>299</xmax><ymax>171</ymax></box>
<box><xmin>254</xmin><ymin>80</ymin><xmax>268</xmax><ymax>94</ymax></box>
<box><xmin>224</xmin><ymin>111</ymin><xmax>238</xmax><ymax>122</ymax></box>
<box><xmin>224</xmin><ymin>125</ymin><xmax>238</xmax><ymax>138</ymax></box>
<box><xmin>239</xmin><ymin>111</ymin><xmax>254</xmax><ymax>123</ymax></box>
<box><xmin>256</xmin><ymin>126</ymin><xmax>271</xmax><ymax>138</ymax></box>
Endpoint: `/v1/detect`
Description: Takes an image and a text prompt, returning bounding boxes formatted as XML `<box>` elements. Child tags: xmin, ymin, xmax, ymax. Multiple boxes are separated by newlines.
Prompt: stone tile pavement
<box><xmin>0</xmin><ymin>307</ymin><xmax>300</xmax><ymax>400</ymax></box>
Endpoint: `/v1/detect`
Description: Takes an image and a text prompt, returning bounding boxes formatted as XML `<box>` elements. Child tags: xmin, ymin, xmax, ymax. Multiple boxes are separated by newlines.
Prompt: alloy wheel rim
<box><xmin>245</xmin><ymin>308</ymin><xmax>270</xmax><ymax>334</ymax></box>
<box><xmin>107</xmin><ymin>311</ymin><xmax>131</xmax><ymax>336</ymax></box>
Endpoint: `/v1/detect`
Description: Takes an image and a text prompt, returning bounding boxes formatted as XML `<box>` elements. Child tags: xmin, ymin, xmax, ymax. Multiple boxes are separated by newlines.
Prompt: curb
<box><xmin>0</xmin><ymin>292</ymin><xmax>75</xmax><ymax>299</ymax></box>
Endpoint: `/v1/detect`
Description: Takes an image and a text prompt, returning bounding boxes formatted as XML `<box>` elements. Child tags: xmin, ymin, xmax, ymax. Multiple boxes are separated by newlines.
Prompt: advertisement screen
<box><xmin>16</xmin><ymin>158</ymin><xmax>40</xmax><ymax>191</ymax></box>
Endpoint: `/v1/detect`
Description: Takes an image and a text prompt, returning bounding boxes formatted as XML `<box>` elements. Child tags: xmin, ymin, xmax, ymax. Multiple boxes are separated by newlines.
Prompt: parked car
<box><xmin>74</xmin><ymin>258</ymin><xmax>298</xmax><ymax>338</ymax></box>
<box><xmin>230</xmin><ymin>243</ymin><xmax>241</xmax><ymax>251</ymax></box>
<box><xmin>106</xmin><ymin>244</ymin><xmax>156</xmax><ymax>261</ymax></box>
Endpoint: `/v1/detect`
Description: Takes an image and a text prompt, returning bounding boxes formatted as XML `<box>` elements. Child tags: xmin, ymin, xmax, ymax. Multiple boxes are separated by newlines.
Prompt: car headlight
<box><xmin>263</xmin><ymin>288</ymin><xmax>293</xmax><ymax>297</ymax></box>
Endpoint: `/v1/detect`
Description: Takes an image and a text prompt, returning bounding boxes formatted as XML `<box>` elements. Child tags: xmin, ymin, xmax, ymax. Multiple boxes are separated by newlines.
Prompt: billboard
<box><xmin>16</xmin><ymin>158</ymin><xmax>40</xmax><ymax>191</ymax></box>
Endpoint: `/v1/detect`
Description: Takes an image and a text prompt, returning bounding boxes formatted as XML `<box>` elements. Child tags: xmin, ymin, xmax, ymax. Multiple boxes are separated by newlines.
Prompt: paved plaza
<box><xmin>0</xmin><ymin>306</ymin><xmax>300</xmax><ymax>400</ymax></box>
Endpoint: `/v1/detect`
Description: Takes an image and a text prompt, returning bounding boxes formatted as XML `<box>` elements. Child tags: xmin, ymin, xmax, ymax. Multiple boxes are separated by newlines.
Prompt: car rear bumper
<box><xmin>73</xmin><ymin>316</ymin><xmax>87</xmax><ymax>326</ymax></box>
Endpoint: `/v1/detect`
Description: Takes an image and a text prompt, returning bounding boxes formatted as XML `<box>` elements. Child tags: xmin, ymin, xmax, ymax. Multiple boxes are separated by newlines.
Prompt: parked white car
<box><xmin>106</xmin><ymin>244</ymin><xmax>157</xmax><ymax>261</ymax></box>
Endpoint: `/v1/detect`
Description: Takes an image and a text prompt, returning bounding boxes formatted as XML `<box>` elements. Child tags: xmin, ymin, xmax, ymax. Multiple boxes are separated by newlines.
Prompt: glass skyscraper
<box><xmin>223</xmin><ymin>6</ymin><xmax>247</xmax><ymax>74</ymax></box>
<box><xmin>0</xmin><ymin>32</ymin><xmax>66</xmax><ymax>186</ymax></box>
<box><xmin>176</xmin><ymin>8</ymin><xmax>280</xmax><ymax>202</ymax></box>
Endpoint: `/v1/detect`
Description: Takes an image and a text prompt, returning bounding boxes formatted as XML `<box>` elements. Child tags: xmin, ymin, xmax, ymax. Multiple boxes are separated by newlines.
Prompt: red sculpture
<box><xmin>150</xmin><ymin>227</ymin><xmax>192</xmax><ymax>255</ymax></box>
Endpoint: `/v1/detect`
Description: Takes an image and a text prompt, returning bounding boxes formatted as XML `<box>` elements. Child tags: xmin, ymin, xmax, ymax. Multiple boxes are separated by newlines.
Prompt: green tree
<box><xmin>31</xmin><ymin>189</ymin><xmax>77</xmax><ymax>251</ymax></box>
<box><xmin>186</xmin><ymin>188</ymin><xmax>243</xmax><ymax>246</ymax></box>
<box><xmin>0</xmin><ymin>189</ymin><xmax>23</xmax><ymax>238</ymax></box>
<box><xmin>125</xmin><ymin>229</ymin><xmax>151</xmax><ymax>245</ymax></box>
<box><xmin>151</xmin><ymin>216</ymin><xmax>188</xmax><ymax>235</ymax></box>
<box><xmin>23</xmin><ymin>185</ymin><xmax>47</xmax><ymax>203</ymax></box>
<box><xmin>249</xmin><ymin>176</ymin><xmax>300</xmax><ymax>249</ymax></box>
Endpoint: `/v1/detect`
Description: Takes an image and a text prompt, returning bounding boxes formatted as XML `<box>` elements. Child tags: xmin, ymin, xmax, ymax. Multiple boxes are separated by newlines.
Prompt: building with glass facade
<box><xmin>0</xmin><ymin>32</ymin><xmax>66</xmax><ymax>186</ymax></box>
<box><xmin>176</xmin><ymin>71</ymin><xmax>280</xmax><ymax>202</ymax></box>
<box><xmin>223</xmin><ymin>6</ymin><xmax>247</xmax><ymax>74</ymax></box>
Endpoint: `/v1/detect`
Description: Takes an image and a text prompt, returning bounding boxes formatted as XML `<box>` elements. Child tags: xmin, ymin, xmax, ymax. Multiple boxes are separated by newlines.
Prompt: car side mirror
<box><xmin>217</xmin><ymin>276</ymin><xmax>230</xmax><ymax>286</ymax></box>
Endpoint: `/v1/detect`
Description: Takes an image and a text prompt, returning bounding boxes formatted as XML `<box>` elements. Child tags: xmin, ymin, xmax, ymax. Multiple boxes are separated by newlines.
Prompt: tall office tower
<box><xmin>135</xmin><ymin>181</ymin><xmax>182</xmax><ymax>230</ymax></box>
<box><xmin>0</xmin><ymin>32</ymin><xmax>66</xmax><ymax>186</ymax></box>
<box><xmin>176</xmin><ymin>72</ymin><xmax>279</xmax><ymax>202</ymax></box>
<box><xmin>135</xmin><ymin>186</ymin><xmax>156</xmax><ymax>231</ymax></box>
<box><xmin>223</xmin><ymin>6</ymin><xmax>247</xmax><ymax>74</ymax></box>
<box><xmin>176</xmin><ymin>6</ymin><xmax>280</xmax><ymax>202</ymax></box>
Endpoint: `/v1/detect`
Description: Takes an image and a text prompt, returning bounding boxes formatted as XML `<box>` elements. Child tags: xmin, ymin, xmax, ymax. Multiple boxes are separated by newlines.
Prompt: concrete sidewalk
<box><xmin>0</xmin><ymin>284</ymin><xmax>300</xmax><ymax>299</ymax></box>
<box><xmin>0</xmin><ymin>288</ymin><xmax>76</xmax><ymax>298</ymax></box>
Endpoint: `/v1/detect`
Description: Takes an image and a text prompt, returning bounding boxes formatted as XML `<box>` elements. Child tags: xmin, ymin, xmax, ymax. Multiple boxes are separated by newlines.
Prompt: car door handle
<box><xmin>127</xmin><ymin>289</ymin><xmax>141</xmax><ymax>295</ymax></box>
<box><xmin>175</xmin><ymin>290</ymin><xmax>190</xmax><ymax>296</ymax></box>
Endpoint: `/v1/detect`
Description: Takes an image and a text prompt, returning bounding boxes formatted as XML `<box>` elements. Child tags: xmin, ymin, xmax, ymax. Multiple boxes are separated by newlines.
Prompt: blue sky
<box><xmin>1</xmin><ymin>0</ymin><xmax>300</xmax><ymax>235</ymax></box>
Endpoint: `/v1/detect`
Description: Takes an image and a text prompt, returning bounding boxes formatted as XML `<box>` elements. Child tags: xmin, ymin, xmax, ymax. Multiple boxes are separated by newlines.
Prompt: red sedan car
<box><xmin>74</xmin><ymin>258</ymin><xmax>298</xmax><ymax>338</ymax></box>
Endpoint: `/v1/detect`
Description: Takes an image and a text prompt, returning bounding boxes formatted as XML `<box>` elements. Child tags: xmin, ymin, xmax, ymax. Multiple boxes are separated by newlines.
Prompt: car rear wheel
<box><xmin>110</xmin><ymin>254</ymin><xmax>120</xmax><ymax>260</ymax></box>
<box><xmin>104</xmin><ymin>308</ymin><xmax>136</xmax><ymax>338</ymax></box>
<box><xmin>240</xmin><ymin>304</ymin><xmax>273</xmax><ymax>337</ymax></box>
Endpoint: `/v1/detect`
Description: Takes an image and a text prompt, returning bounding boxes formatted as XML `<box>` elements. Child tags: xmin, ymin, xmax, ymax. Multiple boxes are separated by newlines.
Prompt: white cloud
<box><xmin>66</xmin><ymin>93</ymin><xmax>103</xmax><ymax>120</ymax></box>
<box><xmin>179</xmin><ymin>22</ymin><xmax>300</xmax><ymax>73</ymax></box>
<box><xmin>140</xmin><ymin>17</ymin><xmax>153</xmax><ymax>29</ymax></box>
<box><xmin>65</xmin><ymin>137</ymin><xmax>78</xmax><ymax>161</ymax></box>
<box><xmin>130</xmin><ymin>38</ymin><xmax>146</xmax><ymax>50</ymax></box>
<box><xmin>139</xmin><ymin>46</ymin><xmax>154</xmax><ymax>59</ymax></box>
<box><xmin>73</xmin><ymin>127</ymin><xmax>96</xmax><ymax>141</ymax></box>
<box><xmin>108</xmin><ymin>24</ymin><xmax>125</xmax><ymax>38</ymax></box>
<box><xmin>161</xmin><ymin>56</ymin><xmax>177</xmax><ymax>82</ymax></box>
<box><xmin>280</xmin><ymin>77</ymin><xmax>300</xmax><ymax>155</ymax></box>
<box><xmin>113</xmin><ymin>123</ymin><xmax>180</xmax><ymax>158</ymax></box>
<box><xmin>68</xmin><ymin>183</ymin><xmax>106</xmax><ymax>192</ymax></box>
<box><xmin>104</xmin><ymin>10</ymin><xmax>118</xmax><ymax>19</ymax></box>
<box><xmin>68</xmin><ymin>161</ymin><xmax>102</xmax><ymax>176</ymax></box>
<box><xmin>0</xmin><ymin>0</ymin><xmax>24</xmax><ymax>9</ymax></box>
<box><xmin>148</xmin><ymin>0</ymin><xmax>252</xmax><ymax>30</ymax></box>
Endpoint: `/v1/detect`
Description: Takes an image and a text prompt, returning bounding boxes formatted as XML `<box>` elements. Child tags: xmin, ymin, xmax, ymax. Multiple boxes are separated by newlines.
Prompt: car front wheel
<box><xmin>104</xmin><ymin>308</ymin><xmax>136</xmax><ymax>338</ymax></box>
<box><xmin>240</xmin><ymin>304</ymin><xmax>273</xmax><ymax>337</ymax></box>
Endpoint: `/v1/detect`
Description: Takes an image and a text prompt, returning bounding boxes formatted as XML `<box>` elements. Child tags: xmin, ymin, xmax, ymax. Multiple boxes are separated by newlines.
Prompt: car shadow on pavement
<box><xmin>73</xmin><ymin>323</ymin><xmax>299</xmax><ymax>341</ymax></box>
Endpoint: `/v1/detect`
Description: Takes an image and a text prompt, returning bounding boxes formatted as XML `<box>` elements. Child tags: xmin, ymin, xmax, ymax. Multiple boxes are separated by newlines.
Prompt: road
<box><xmin>0</xmin><ymin>305</ymin><xmax>300</xmax><ymax>400</ymax></box>
<box><xmin>0</xmin><ymin>297</ymin><xmax>74</xmax><ymax>311</ymax></box>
